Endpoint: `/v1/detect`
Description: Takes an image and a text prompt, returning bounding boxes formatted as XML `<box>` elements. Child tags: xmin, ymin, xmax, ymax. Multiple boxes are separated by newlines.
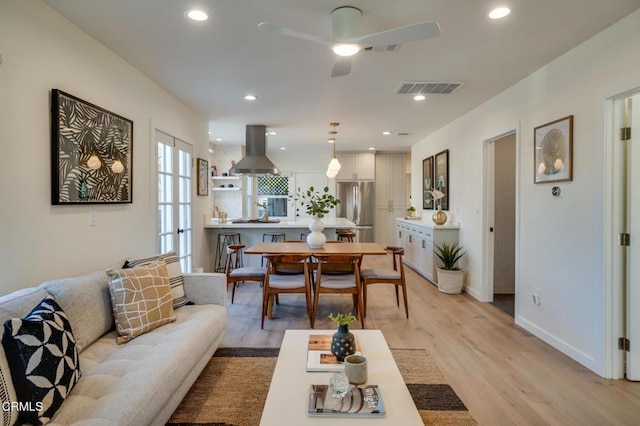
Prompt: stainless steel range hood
<box><xmin>229</xmin><ymin>125</ymin><xmax>280</xmax><ymax>175</ymax></box>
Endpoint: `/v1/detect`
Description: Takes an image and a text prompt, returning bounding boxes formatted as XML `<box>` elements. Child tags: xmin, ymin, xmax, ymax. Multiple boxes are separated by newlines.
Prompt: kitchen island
<box><xmin>205</xmin><ymin>217</ymin><xmax>357</xmax><ymax>269</ymax></box>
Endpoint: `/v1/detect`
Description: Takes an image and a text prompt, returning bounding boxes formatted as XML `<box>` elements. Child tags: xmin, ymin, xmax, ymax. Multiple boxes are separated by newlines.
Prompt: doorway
<box><xmin>610</xmin><ymin>90</ymin><xmax>640</xmax><ymax>380</ymax></box>
<box><xmin>483</xmin><ymin>131</ymin><xmax>517</xmax><ymax>316</ymax></box>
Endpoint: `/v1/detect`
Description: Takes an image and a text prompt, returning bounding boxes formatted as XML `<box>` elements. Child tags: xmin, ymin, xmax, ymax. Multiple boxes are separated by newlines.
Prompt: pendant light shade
<box><xmin>325</xmin><ymin>122</ymin><xmax>341</xmax><ymax>178</ymax></box>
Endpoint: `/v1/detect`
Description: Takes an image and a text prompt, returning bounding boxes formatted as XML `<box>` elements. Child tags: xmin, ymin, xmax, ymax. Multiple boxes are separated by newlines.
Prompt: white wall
<box><xmin>411</xmin><ymin>9</ymin><xmax>640</xmax><ymax>376</ymax></box>
<box><xmin>0</xmin><ymin>0</ymin><xmax>209</xmax><ymax>292</ymax></box>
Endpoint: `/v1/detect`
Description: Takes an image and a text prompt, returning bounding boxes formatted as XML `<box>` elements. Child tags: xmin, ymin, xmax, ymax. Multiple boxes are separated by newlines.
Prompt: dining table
<box><xmin>243</xmin><ymin>241</ymin><xmax>388</xmax><ymax>256</ymax></box>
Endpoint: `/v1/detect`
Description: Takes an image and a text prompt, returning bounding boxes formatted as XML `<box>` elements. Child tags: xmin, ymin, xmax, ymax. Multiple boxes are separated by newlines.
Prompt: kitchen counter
<box><xmin>205</xmin><ymin>217</ymin><xmax>356</xmax><ymax>229</ymax></box>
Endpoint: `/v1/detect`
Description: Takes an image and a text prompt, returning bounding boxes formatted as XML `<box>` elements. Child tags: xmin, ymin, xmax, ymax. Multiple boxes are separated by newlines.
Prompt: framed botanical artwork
<box><xmin>197</xmin><ymin>158</ymin><xmax>209</xmax><ymax>196</ymax></box>
<box><xmin>534</xmin><ymin>115</ymin><xmax>573</xmax><ymax>183</ymax></box>
<box><xmin>434</xmin><ymin>149</ymin><xmax>449</xmax><ymax>211</ymax></box>
<box><xmin>51</xmin><ymin>89</ymin><xmax>133</xmax><ymax>204</ymax></box>
<box><xmin>422</xmin><ymin>156</ymin><xmax>434</xmax><ymax>209</ymax></box>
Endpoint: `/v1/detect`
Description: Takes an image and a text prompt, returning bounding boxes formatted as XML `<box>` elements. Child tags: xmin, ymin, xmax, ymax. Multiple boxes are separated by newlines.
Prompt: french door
<box><xmin>156</xmin><ymin>130</ymin><xmax>193</xmax><ymax>272</ymax></box>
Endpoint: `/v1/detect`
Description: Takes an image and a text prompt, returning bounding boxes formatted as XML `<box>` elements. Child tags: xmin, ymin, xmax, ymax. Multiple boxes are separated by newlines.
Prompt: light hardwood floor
<box><xmin>222</xmin><ymin>254</ymin><xmax>640</xmax><ymax>425</ymax></box>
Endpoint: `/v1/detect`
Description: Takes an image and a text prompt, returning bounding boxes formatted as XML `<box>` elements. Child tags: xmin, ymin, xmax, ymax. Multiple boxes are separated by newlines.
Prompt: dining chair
<box><xmin>360</xmin><ymin>246</ymin><xmax>408</xmax><ymax>318</ymax></box>
<box><xmin>225</xmin><ymin>244</ymin><xmax>266</xmax><ymax>303</ymax></box>
<box><xmin>311</xmin><ymin>254</ymin><xmax>365</xmax><ymax>329</ymax></box>
<box><xmin>262</xmin><ymin>253</ymin><xmax>314</xmax><ymax>329</ymax></box>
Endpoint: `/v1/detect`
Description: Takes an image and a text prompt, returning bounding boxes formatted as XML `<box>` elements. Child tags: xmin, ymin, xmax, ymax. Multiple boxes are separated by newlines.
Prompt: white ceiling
<box><xmin>43</xmin><ymin>0</ymin><xmax>640</xmax><ymax>154</ymax></box>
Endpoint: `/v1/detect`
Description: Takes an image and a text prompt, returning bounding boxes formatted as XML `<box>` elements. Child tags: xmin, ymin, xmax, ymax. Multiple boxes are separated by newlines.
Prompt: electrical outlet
<box><xmin>532</xmin><ymin>288</ymin><xmax>541</xmax><ymax>305</ymax></box>
<box><xmin>89</xmin><ymin>210</ymin><xmax>97</xmax><ymax>226</ymax></box>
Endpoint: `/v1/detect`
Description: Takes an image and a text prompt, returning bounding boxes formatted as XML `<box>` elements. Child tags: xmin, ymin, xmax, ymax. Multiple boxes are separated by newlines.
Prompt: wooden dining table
<box><xmin>244</xmin><ymin>241</ymin><xmax>388</xmax><ymax>256</ymax></box>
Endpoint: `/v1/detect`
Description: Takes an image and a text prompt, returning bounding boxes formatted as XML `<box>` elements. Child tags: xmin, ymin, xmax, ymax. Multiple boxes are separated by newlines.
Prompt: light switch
<box><xmin>89</xmin><ymin>210</ymin><xmax>97</xmax><ymax>226</ymax></box>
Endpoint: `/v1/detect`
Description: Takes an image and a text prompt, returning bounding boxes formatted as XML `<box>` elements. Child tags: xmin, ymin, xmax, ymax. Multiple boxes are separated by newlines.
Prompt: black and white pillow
<box><xmin>2</xmin><ymin>296</ymin><xmax>81</xmax><ymax>425</ymax></box>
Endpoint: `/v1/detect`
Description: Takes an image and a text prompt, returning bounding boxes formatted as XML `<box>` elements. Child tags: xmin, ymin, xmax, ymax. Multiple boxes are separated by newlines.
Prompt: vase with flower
<box><xmin>426</xmin><ymin>188</ymin><xmax>447</xmax><ymax>225</ymax></box>
<box><xmin>289</xmin><ymin>186</ymin><xmax>340</xmax><ymax>248</ymax></box>
<box><xmin>328</xmin><ymin>312</ymin><xmax>357</xmax><ymax>362</ymax></box>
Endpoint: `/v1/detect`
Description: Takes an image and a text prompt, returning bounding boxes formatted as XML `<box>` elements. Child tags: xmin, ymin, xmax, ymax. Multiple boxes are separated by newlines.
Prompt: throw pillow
<box><xmin>2</xmin><ymin>296</ymin><xmax>81</xmax><ymax>425</ymax></box>
<box><xmin>0</xmin><ymin>347</ymin><xmax>17</xmax><ymax>426</ymax></box>
<box><xmin>106</xmin><ymin>260</ymin><xmax>176</xmax><ymax>344</ymax></box>
<box><xmin>123</xmin><ymin>251</ymin><xmax>188</xmax><ymax>309</ymax></box>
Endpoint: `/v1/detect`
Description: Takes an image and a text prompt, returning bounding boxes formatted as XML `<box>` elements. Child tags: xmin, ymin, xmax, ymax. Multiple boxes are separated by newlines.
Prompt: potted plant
<box><xmin>289</xmin><ymin>186</ymin><xmax>340</xmax><ymax>247</ymax></box>
<box><xmin>434</xmin><ymin>241</ymin><xmax>465</xmax><ymax>294</ymax></box>
<box><xmin>328</xmin><ymin>312</ymin><xmax>357</xmax><ymax>361</ymax></box>
<box><xmin>407</xmin><ymin>206</ymin><xmax>416</xmax><ymax>217</ymax></box>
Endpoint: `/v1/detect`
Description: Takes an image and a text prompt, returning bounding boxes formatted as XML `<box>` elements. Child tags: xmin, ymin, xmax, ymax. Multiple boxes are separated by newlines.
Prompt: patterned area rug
<box><xmin>167</xmin><ymin>347</ymin><xmax>477</xmax><ymax>426</ymax></box>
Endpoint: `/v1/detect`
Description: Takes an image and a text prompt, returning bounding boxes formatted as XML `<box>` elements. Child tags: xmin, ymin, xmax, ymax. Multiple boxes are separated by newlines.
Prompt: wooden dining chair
<box><xmin>311</xmin><ymin>254</ymin><xmax>365</xmax><ymax>329</ymax></box>
<box><xmin>262</xmin><ymin>253</ymin><xmax>314</xmax><ymax>329</ymax></box>
<box><xmin>225</xmin><ymin>244</ymin><xmax>266</xmax><ymax>303</ymax></box>
<box><xmin>360</xmin><ymin>246</ymin><xmax>408</xmax><ymax>318</ymax></box>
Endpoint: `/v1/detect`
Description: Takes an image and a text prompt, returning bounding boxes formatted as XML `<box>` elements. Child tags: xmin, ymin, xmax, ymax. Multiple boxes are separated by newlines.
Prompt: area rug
<box><xmin>167</xmin><ymin>347</ymin><xmax>477</xmax><ymax>426</ymax></box>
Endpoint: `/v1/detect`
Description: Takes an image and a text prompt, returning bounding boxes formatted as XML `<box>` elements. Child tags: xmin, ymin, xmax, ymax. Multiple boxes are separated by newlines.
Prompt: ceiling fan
<box><xmin>258</xmin><ymin>6</ymin><xmax>440</xmax><ymax>77</ymax></box>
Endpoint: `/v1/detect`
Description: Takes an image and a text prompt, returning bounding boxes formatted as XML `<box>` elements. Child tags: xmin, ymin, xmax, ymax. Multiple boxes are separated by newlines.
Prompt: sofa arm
<box><xmin>182</xmin><ymin>273</ymin><xmax>227</xmax><ymax>306</ymax></box>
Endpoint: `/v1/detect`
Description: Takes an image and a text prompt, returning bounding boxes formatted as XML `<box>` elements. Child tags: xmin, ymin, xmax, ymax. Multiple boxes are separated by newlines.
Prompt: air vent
<box><xmin>397</xmin><ymin>132</ymin><xmax>410</xmax><ymax>136</ymax></box>
<box><xmin>363</xmin><ymin>44</ymin><xmax>401</xmax><ymax>52</ymax></box>
<box><xmin>394</xmin><ymin>81</ymin><xmax>463</xmax><ymax>95</ymax></box>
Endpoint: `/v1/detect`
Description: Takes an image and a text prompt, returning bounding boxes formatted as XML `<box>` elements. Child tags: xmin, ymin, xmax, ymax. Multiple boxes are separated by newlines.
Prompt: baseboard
<box><xmin>463</xmin><ymin>284</ymin><xmax>482</xmax><ymax>300</ymax></box>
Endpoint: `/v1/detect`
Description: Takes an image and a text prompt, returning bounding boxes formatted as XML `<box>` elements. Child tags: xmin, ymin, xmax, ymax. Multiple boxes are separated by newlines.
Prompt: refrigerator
<box><xmin>336</xmin><ymin>181</ymin><xmax>375</xmax><ymax>242</ymax></box>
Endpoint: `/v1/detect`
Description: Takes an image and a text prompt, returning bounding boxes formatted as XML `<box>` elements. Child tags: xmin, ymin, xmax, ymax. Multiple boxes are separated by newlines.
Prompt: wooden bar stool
<box><xmin>214</xmin><ymin>232</ymin><xmax>241</xmax><ymax>272</ymax></box>
<box><xmin>336</xmin><ymin>229</ymin><xmax>356</xmax><ymax>242</ymax></box>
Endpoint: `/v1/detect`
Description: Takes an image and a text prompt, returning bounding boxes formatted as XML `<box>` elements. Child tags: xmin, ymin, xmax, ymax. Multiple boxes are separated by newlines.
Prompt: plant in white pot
<box><xmin>289</xmin><ymin>186</ymin><xmax>340</xmax><ymax>248</ymax></box>
<box><xmin>434</xmin><ymin>241</ymin><xmax>466</xmax><ymax>294</ymax></box>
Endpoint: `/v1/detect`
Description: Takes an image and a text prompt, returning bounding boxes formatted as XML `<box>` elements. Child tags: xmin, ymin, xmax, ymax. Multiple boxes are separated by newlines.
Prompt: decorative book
<box><xmin>307</xmin><ymin>384</ymin><xmax>386</xmax><ymax>417</ymax></box>
<box><xmin>307</xmin><ymin>334</ymin><xmax>361</xmax><ymax>372</ymax></box>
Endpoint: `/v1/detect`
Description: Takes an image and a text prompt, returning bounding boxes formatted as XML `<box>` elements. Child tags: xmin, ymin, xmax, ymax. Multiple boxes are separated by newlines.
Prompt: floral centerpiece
<box><xmin>328</xmin><ymin>312</ymin><xmax>357</xmax><ymax>362</ymax></box>
<box><xmin>289</xmin><ymin>186</ymin><xmax>340</xmax><ymax>247</ymax></box>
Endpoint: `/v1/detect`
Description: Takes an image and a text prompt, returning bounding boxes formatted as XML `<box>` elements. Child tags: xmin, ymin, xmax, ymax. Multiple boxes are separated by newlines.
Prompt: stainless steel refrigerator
<box><xmin>336</xmin><ymin>181</ymin><xmax>375</xmax><ymax>242</ymax></box>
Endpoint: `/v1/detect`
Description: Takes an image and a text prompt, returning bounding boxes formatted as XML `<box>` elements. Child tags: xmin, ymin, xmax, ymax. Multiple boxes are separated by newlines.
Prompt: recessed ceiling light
<box><xmin>368</xmin><ymin>147</ymin><xmax>376</xmax><ymax>151</ymax></box>
<box><xmin>332</xmin><ymin>43</ymin><xmax>360</xmax><ymax>56</ymax></box>
<box><xmin>269</xmin><ymin>131</ymin><xmax>277</xmax><ymax>135</ymax></box>
<box><xmin>208</xmin><ymin>131</ymin><xmax>211</xmax><ymax>135</ymax></box>
<box><xmin>413</xmin><ymin>94</ymin><xmax>426</xmax><ymax>101</ymax></box>
<box><xmin>215</xmin><ymin>138</ymin><xmax>222</xmax><ymax>142</ymax></box>
<box><xmin>184</xmin><ymin>9</ymin><xmax>208</xmax><ymax>21</ymax></box>
<box><xmin>382</xmin><ymin>131</ymin><xmax>391</xmax><ymax>135</ymax></box>
<box><xmin>488</xmin><ymin>7</ymin><xmax>511</xmax><ymax>19</ymax></box>
<box><xmin>280</xmin><ymin>147</ymin><xmax>287</xmax><ymax>150</ymax></box>
<box><xmin>244</xmin><ymin>95</ymin><xmax>258</xmax><ymax>101</ymax></box>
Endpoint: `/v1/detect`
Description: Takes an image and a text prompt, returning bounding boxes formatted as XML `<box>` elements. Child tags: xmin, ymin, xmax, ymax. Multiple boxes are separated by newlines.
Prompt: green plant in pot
<box><xmin>289</xmin><ymin>186</ymin><xmax>340</xmax><ymax>248</ymax></box>
<box><xmin>329</xmin><ymin>312</ymin><xmax>357</xmax><ymax>362</ymax></box>
<box><xmin>434</xmin><ymin>242</ymin><xmax>466</xmax><ymax>294</ymax></box>
<box><xmin>407</xmin><ymin>206</ymin><xmax>416</xmax><ymax>217</ymax></box>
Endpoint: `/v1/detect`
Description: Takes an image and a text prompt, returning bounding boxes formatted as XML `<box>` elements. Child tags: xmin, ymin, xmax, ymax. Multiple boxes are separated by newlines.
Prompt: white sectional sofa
<box><xmin>0</xmin><ymin>268</ymin><xmax>227</xmax><ymax>425</ymax></box>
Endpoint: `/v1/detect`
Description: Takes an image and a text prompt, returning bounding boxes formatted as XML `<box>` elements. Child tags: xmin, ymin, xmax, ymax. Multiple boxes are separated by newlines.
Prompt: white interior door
<box><xmin>626</xmin><ymin>93</ymin><xmax>640</xmax><ymax>380</ymax></box>
<box><xmin>156</xmin><ymin>130</ymin><xmax>193</xmax><ymax>272</ymax></box>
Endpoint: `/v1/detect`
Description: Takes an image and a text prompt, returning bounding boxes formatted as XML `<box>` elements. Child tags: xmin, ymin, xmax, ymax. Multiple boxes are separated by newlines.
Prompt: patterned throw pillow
<box><xmin>123</xmin><ymin>251</ymin><xmax>188</xmax><ymax>309</ymax></box>
<box><xmin>107</xmin><ymin>260</ymin><xmax>176</xmax><ymax>344</ymax></box>
<box><xmin>2</xmin><ymin>296</ymin><xmax>81</xmax><ymax>425</ymax></box>
<box><xmin>0</xmin><ymin>346</ymin><xmax>17</xmax><ymax>426</ymax></box>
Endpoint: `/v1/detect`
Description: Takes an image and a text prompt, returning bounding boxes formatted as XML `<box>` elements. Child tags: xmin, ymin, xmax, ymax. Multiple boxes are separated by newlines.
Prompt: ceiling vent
<box><xmin>363</xmin><ymin>44</ymin><xmax>401</xmax><ymax>52</ymax></box>
<box><xmin>394</xmin><ymin>81</ymin><xmax>463</xmax><ymax>95</ymax></box>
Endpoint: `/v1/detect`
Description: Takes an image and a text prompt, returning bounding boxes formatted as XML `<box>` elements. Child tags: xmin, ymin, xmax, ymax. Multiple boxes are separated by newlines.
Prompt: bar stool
<box><xmin>336</xmin><ymin>229</ymin><xmax>356</xmax><ymax>242</ymax></box>
<box><xmin>262</xmin><ymin>232</ymin><xmax>285</xmax><ymax>266</ymax></box>
<box><xmin>300</xmin><ymin>233</ymin><xmax>308</xmax><ymax>241</ymax></box>
<box><xmin>214</xmin><ymin>232</ymin><xmax>241</xmax><ymax>272</ymax></box>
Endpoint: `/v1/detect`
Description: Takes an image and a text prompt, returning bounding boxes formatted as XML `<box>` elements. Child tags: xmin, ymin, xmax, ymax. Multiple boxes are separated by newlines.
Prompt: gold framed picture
<box><xmin>197</xmin><ymin>158</ymin><xmax>209</xmax><ymax>196</ymax></box>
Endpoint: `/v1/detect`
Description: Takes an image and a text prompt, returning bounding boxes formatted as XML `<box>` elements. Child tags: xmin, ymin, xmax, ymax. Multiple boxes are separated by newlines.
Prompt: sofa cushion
<box><xmin>0</xmin><ymin>346</ymin><xmax>17</xmax><ymax>426</ymax></box>
<box><xmin>124</xmin><ymin>251</ymin><xmax>188</xmax><ymax>309</ymax></box>
<box><xmin>0</xmin><ymin>288</ymin><xmax>51</xmax><ymax>327</ymax></box>
<box><xmin>106</xmin><ymin>261</ymin><xmax>176</xmax><ymax>344</ymax></box>
<box><xmin>39</xmin><ymin>270</ymin><xmax>113</xmax><ymax>354</ymax></box>
<box><xmin>2</xmin><ymin>296</ymin><xmax>81</xmax><ymax>425</ymax></box>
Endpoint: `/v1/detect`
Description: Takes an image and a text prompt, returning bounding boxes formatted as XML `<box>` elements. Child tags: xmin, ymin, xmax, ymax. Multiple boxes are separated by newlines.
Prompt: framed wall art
<box><xmin>51</xmin><ymin>89</ymin><xmax>133</xmax><ymax>204</ymax></box>
<box><xmin>534</xmin><ymin>115</ymin><xmax>573</xmax><ymax>184</ymax></box>
<box><xmin>434</xmin><ymin>149</ymin><xmax>449</xmax><ymax>210</ymax></box>
<box><xmin>197</xmin><ymin>158</ymin><xmax>209</xmax><ymax>196</ymax></box>
<box><xmin>422</xmin><ymin>156</ymin><xmax>434</xmax><ymax>209</ymax></box>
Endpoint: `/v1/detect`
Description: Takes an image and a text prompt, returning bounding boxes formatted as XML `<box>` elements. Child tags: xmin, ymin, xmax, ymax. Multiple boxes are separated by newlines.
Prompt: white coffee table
<box><xmin>259</xmin><ymin>329</ymin><xmax>423</xmax><ymax>425</ymax></box>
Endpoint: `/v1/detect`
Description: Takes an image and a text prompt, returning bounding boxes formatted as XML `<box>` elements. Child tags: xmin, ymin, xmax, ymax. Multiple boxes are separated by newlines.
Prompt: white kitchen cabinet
<box><xmin>395</xmin><ymin>219</ymin><xmax>459</xmax><ymax>283</ymax></box>
<box><xmin>375</xmin><ymin>154</ymin><xmax>406</xmax><ymax>246</ymax></box>
<box><xmin>336</xmin><ymin>153</ymin><xmax>375</xmax><ymax>180</ymax></box>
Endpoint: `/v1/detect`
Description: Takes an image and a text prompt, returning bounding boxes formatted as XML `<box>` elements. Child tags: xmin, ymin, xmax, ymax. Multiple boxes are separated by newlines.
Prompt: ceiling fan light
<box><xmin>185</xmin><ymin>9</ymin><xmax>208</xmax><ymax>21</ymax></box>
<box><xmin>413</xmin><ymin>94</ymin><xmax>426</xmax><ymax>101</ymax></box>
<box><xmin>332</xmin><ymin>43</ymin><xmax>360</xmax><ymax>56</ymax></box>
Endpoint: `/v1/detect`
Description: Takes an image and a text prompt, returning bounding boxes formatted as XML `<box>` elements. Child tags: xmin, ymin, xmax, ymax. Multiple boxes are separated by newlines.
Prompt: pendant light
<box><xmin>326</xmin><ymin>122</ymin><xmax>341</xmax><ymax>178</ymax></box>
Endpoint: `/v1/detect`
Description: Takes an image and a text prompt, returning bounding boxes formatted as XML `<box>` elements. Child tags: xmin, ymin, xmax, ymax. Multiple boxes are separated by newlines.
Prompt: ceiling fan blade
<box><xmin>353</xmin><ymin>21</ymin><xmax>440</xmax><ymax>46</ymax></box>
<box><xmin>331</xmin><ymin>56</ymin><xmax>352</xmax><ymax>78</ymax></box>
<box><xmin>258</xmin><ymin>22</ymin><xmax>332</xmax><ymax>48</ymax></box>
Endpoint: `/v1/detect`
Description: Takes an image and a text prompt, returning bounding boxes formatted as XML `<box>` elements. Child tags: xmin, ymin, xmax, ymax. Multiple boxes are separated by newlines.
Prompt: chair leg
<box><xmin>395</xmin><ymin>286</ymin><xmax>400</xmax><ymax>307</ymax></box>
<box><xmin>306</xmin><ymin>289</ymin><xmax>314</xmax><ymax>328</ymax></box>
<box><xmin>401</xmin><ymin>282</ymin><xmax>409</xmax><ymax>319</ymax></box>
<box><xmin>363</xmin><ymin>281</ymin><xmax>368</xmax><ymax>318</ymax></box>
<box><xmin>261</xmin><ymin>289</ymin><xmax>269</xmax><ymax>329</ymax></box>
<box><xmin>356</xmin><ymin>291</ymin><xmax>365</xmax><ymax>329</ymax></box>
<box><xmin>231</xmin><ymin>280</ymin><xmax>237</xmax><ymax>304</ymax></box>
<box><xmin>311</xmin><ymin>283</ymin><xmax>320</xmax><ymax>329</ymax></box>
